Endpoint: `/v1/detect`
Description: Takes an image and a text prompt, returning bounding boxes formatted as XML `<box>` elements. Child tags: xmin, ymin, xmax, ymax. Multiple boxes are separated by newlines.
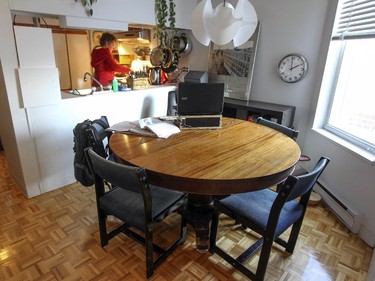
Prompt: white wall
<box><xmin>246</xmin><ymin>0</ymin><xmax>331</xmax><ymax>141</ymax></box>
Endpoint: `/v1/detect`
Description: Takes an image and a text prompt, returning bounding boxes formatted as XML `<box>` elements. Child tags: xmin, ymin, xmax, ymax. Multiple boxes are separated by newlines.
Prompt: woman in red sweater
<box><xmin>91</xmin><ymin>32</ymin><xmax>130</xmax><ymax>87</ymax></box>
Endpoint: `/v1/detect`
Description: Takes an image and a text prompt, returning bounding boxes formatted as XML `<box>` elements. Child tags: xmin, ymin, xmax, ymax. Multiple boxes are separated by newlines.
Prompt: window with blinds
<box><xmin>320</xmin><ymin>0</ymin><xmax>375</xmax><ymax>157</ymax></box>
<box><xmin>332</xmin><ymin>0</ymin><xmax>375</xmax><ymax>39</ymax></box>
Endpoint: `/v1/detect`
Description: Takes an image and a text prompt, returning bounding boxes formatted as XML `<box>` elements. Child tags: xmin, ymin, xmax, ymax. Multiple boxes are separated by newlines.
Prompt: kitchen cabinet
<box><xmin>223</xmin><ymin>98</ymin><xmax>296</xmax><ymax>128</ymax></box>
<box><xmin>67</xmin><ymin>33</ymin><xmax>92</xmax><ymax>89</ymax></box>
<box><xmin>53</xmin><ymin>32</ymin><xmax>91</xmax><ymax>90</ymax></box>
<box><xmin>53</xmin><ymin>33</ymin><xmax>70</xmax><ymax>89</ymax></box>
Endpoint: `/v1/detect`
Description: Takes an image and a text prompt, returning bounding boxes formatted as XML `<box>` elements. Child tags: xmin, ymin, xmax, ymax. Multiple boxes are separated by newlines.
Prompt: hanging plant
<box><xmin>152</xmin><ymin>0</ymin><xmax>179</xmax><ymax>72</ymax></box>
<box><xmin>75</xmin><ymin>0</ymin><xmax>97</xmax><ymax>17</ymax></box>
<box><xmin>154</xmin><ymin>0</ymin><xmax>177</xmax><ymax>48</ymax></box>
<box><xmin>168</xmin><ymin>0</ymin><xmax>178</xmax><ymax>59</ymax></box>
<box><xmin>154</xmin><ymin>0</ymin><xmax>168</xmax><ymax>47</ymax></box>
<box><xmin>168</xmin><ymin>0</ymin><xmax>176</xmax><ymax>42</ymax></box>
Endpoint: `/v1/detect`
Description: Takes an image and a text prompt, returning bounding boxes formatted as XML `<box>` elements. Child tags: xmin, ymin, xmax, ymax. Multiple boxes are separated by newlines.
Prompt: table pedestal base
<box><xmin>182</xmin><ymin>194</ymin><xmax>214</xmax><ymax>252</ymax></box>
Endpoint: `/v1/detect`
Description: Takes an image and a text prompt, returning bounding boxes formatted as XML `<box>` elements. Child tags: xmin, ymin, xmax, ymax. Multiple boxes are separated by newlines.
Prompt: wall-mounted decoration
<box><xmin>75</xmin><ymin>0</ymin><xmax>97</xmax><ymax>17</ymax></box>
<box><xmin>207</xmin><ymin>21</ymin><xmax>260</xmax><ymax>101</ymax></box>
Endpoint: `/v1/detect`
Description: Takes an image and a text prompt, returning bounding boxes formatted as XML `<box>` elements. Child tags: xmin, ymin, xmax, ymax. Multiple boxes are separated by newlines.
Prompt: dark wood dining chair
<box><xmin>85</xmin><ymin>148</ymin><xmax>187</xmax><ymax>278</ymax></box>
<box><xmin>256</xmin><ymin>117</ymin><xmax>310</xmax><ymax>175</ymax></box>
<box><xmin>167</xmin><ymin>90</ymin><xmax>178</xmax><ymax>116</ymax></box>
<box><xmin>209</xmin><ymin>157</ymin><xmax>330</xmax><ymax>281</ymax></box>
<box><xmin>256</xmin><ymin>116</ymin><xmax>299</xmax><ymax>140</ymax></box>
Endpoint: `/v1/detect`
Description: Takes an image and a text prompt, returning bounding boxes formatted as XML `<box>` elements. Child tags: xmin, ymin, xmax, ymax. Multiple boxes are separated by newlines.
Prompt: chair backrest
<box><xmin>85</xmin><ymin>147</ymin><xmax>147</xmax><ymax>195</ymax></box>
<box><xmin>274</xmin><ymin>157</ymin><xmax>330</xmax><ymax>209</ymax></box>
<box><xmin>256</xmin><ymin>117</ymin><xmax>299</xmax><ymax>140</ymax></box>
<box><xmin>167</xmin><ymin>91</ymin><xmax>178</xmax><ymax>116</ymax></box>
<box><xmin>287</xmin><ymin>157</ymin><xmax>330</xmax><ymax>202</ymax></box>
<box><xmin>267</xmin><ymin>157</ymin><xmax>330</xmax><ymax>233</ymax></box>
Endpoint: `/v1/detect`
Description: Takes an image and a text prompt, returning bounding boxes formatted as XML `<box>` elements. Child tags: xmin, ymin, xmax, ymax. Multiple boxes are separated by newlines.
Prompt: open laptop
<box><xmin>177</xmin><ymin>82</ymin><xmax>225</xmax><ymax>116</ymax></box>
<box><xmin>177</xmin><ymin>82</ymin><xmax>225</xmax><ymax>129</ymax></box>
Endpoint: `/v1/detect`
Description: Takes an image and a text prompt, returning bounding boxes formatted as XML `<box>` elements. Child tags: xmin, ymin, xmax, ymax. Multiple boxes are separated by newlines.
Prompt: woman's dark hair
<box><xmin>99</xmin><ymin>32</ymin><xmax>117</xmax><ymax>46</ymax></box>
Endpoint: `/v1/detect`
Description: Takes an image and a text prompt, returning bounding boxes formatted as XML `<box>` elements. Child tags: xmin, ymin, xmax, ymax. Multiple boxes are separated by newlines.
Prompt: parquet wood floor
<box><xmin>0</xmin><ymin>152</ymin><xmax>372</xmax><ymax>280</ymax></box>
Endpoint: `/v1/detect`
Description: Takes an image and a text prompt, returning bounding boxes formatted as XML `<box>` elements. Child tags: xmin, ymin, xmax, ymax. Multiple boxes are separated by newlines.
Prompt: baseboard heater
<box><xmin>314</xmin><ymin>181</ymin><xmax>363</xmax><ymax>234</ymax></box>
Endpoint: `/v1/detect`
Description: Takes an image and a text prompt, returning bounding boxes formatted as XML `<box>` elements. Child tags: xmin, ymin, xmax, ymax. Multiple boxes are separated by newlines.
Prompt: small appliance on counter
<box><xmin>184</xmin><ymin>70</ymin><xmax>208</xmax><ymax>83</ymax></box>
<box><xmin>148</xmin><ymin>67</ymin><xmax>162</xmax><ymax>85</ymax></box>
<box><xmin>148</xmin><ymin>67</ymin><xmax>169</xmax><ymax>85</ymax></box>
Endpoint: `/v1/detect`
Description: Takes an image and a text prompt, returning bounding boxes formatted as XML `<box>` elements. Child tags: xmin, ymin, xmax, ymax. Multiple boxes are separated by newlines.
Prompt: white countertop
<box><xmin>60</xmin><ymin>84</ymin><xmax>177</xmax><ymax>100</ymax></box>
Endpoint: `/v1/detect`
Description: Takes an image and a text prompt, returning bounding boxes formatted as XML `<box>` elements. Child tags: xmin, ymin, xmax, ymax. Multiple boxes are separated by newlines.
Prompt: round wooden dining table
<box><xmin>109</xmin><ymin>117</ymin><xmax>301</xmax><ymax>252</ymax></box>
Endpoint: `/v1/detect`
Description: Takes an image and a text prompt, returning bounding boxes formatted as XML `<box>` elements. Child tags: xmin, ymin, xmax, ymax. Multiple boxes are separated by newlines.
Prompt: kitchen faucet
<box><xmin>83</xmin><ymin>72</ymin><xmax>103</xmax><ymax>91</ymax></box>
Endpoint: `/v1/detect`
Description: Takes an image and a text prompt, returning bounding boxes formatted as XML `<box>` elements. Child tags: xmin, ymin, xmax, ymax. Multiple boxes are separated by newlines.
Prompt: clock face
<box><xmin>278</xmin><ymin>54</ymin><xmax>308</xmax><ymax>83</ymax></box>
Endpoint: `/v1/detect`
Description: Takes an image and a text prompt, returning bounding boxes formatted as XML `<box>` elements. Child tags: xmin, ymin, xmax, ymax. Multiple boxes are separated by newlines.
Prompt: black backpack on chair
<box><xmin>73</xmin><ymin>116</ymin><xmax>112</xmax><ymax>186</ymax></box>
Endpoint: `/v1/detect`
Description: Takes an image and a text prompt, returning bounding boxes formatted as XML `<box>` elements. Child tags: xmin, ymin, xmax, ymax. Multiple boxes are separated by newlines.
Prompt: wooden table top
<box><xmin>109</xmin><ymin>117</ymin><xmax>301</xmax><ymax>195</ymax></box>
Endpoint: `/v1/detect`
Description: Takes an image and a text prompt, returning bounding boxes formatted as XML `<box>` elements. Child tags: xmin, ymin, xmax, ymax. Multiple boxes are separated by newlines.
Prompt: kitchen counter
<box><xmin>26</xmin><ymin>83</ymin><xmax>178</xmax><ymax>196</ymax></box>
<box><xmin>60</xmin><ymin>84</ymin><xmax>177</xmax><ymax>100</ymax></box>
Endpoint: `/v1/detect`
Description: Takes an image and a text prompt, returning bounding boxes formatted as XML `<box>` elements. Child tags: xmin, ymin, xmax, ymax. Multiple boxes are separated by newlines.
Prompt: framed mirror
<box><xmin>207</xmin><ymin>21</ymin><xmax>261</xmax><ymax>101</ymax></box>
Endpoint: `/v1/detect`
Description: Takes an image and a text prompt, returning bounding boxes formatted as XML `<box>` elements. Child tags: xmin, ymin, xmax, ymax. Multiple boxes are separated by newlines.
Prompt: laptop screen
<box><xmin>177</xmin><ymin>82</ymin><xmax>225</xmax><ymax>116</ymax></box>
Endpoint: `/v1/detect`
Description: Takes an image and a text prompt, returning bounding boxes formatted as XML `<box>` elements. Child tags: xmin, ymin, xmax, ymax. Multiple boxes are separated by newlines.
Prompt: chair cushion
<box><xmin>218</xmin><ymin>189</ymin><xmax>304</xmax><ymax>237</ymax></box>
<box><xmin>99</xmin><ymin>185</ymin><xmax>185</xmax><ymax>231</ymax></box>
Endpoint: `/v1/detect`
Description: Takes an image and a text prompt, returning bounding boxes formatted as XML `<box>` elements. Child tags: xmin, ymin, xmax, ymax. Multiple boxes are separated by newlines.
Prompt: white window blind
<box><xmin>333</xmin><ymin>0</ymin><xmax>375</xmax><ymax>39</ymax></box>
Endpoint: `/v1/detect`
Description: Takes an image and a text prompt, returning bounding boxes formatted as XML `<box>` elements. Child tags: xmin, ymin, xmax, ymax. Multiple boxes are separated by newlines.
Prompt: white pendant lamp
<box><xmin>190</xmin><ymin>0</ymin><xmax>212</xmax><ymax>46</ymax></box>
<box><xmin>190</xmin><ymin>0</ymin><xmax>258</xmax><ymax>47</ymax></box>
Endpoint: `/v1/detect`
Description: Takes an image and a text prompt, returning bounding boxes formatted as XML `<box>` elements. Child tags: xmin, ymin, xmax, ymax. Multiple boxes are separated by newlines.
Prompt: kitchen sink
<box><xmin>91</xmin><ymin>90</ymin><xmax>114</xmax><ymax>95</ymax></box>
<box><xmin>64</xmin><ymin>88</ymin><xmax>113</xmax><ymax>96</ymax></box>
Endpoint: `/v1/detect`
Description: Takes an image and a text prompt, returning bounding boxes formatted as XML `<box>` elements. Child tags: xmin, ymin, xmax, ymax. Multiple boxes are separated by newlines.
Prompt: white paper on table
<box><xmin>107</xmin><ymin>118</ymin><xmax>180</xmax><ymax>139</ymax></box>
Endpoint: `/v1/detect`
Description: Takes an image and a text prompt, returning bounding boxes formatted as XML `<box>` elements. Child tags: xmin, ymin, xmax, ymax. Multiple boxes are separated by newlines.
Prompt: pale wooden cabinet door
<box><xmin>67</xmin><ymin>33</ymin><xmax>91</xmax><ymax>90</ymax></box>
<box><xmin>53</xmin><ymin>32</ymin><xmax>91</xmax><ymax>90</ymax></box>
<box><xmin>52</xmin><ymin>33</ymin><xmax>70</xmax><ymax>90</ymax></box>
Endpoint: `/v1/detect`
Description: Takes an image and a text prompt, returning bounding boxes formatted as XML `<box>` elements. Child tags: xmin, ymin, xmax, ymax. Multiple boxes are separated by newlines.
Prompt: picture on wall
<box><xmin>208</xmin><ymin>22</ymin><xmax>261</xmax><ymax>101</ymax></box>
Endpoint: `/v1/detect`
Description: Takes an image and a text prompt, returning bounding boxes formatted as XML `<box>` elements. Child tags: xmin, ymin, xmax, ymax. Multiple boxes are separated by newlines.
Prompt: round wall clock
<box><xmin>278</xmin><ymin>54</ymin><xmax>308</xmax><ymax>83</ymax></box>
